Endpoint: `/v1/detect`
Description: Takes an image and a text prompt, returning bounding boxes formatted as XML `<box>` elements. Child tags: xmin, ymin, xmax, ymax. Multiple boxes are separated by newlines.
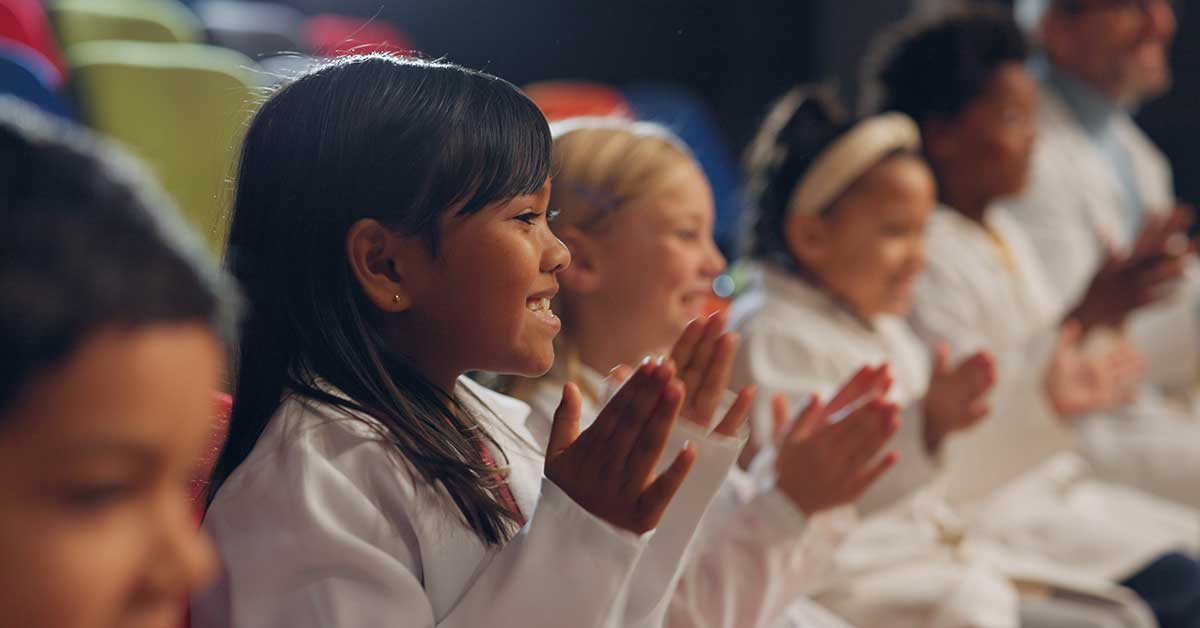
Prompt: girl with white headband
<box><xmin>729</xmin><ymin>92</ymin><xmax>1168</xmax><ymax>628</ymax></box>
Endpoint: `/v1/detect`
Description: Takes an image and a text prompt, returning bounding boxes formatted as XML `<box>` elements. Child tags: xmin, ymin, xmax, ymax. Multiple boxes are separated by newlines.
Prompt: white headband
<box><xmin>784</xmin><ymin>112</ymin><xmax>921</xmax><ymax>217</ymax></box>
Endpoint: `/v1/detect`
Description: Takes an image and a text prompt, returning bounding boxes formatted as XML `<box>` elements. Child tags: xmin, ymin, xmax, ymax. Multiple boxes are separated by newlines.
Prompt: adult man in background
<box><xmin>1009</xmin><ymin>0</ymin><xmax>1200</xmax><ymax>508</ymax></box>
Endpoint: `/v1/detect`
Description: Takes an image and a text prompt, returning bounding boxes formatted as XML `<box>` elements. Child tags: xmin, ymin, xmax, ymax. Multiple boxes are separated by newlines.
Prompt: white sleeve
<box><xmin>194</xmin><ymin>436</ymin><xmax>648</xmax><ymax>628</ymax></box>
<box><xmin>623</xmin><ymin>418</ymin><xmax>747</xmax><ymax>628</ymax></box>
<box><xmin>667</xmin><ymin>465</ymin><xmax>811</xmax><ymax>628</ymax></box>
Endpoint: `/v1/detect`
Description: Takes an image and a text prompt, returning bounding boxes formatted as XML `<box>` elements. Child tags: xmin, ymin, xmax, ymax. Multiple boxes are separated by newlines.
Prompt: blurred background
<box><xmin>2</xmin><ymin>0</ymin><xmax>1194</xmax><ymax>258</ymax></box>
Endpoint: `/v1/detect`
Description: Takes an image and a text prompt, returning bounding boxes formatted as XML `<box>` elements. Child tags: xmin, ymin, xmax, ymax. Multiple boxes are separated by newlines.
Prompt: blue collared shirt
<box><xmin>1031</xmin><ymin>55</ymin><xmax>1146</xmax><ymax>234</ymax></box>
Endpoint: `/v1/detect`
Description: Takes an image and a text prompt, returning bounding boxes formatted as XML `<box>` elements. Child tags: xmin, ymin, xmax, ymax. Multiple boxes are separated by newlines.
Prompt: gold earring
<box><xmin>392</xmin><ymin>294</ymin><xmax>401</xmax><ymax>303</ymax></box>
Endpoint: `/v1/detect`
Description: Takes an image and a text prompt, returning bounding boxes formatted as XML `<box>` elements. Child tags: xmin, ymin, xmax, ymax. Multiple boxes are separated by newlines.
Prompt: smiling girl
<box><xmin>192</xmin><ymin>56</ymin><xmax>709</xmax><ymax>628</ymax></box>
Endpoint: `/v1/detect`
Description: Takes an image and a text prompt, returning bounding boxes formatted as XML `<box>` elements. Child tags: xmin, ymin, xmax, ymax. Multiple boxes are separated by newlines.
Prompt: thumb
<box><xmin>547</xmin><ymin>383</ymin><xmax>582</xmax><ymax>457</ymax></box>
<box><xmin>932</xmin><ymin>342</ymin><xmax>951</xmax><ymax>377</ymax></box>
<box><xmin>1058</xmin><ymin>319</ymin><xmax>1083</xmax><ymax>351</ymax></box>
<box><xmin>771</xmin><ymin>393</ymin><xmax>790</xmax><ymax>444</ymax></box>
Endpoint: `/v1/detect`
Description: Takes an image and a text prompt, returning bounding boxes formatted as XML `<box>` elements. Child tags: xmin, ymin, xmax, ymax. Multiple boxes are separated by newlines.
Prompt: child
<box><xmin>193</xmin><ymin>55</ymin><xmax>719</xmax><ymax>628</ymax></box>
<box><xmin>510</xmin><ymin>117</ymin><xmax>902</xmax><ymax>628</ymax></box>
<box><xmin>0</xmin><ymin>99</ymin><xmax>231</xmax><ymax>628</ymax></box>
<box><xmin>878</xmin><ymin>9</ymin><xmax>1200</xmax><ymax>628</ymax></box>
<box><xmin>731</xmin><ymin>90</ymin><xmax>1177</xmax><ymax>627</ymax></box>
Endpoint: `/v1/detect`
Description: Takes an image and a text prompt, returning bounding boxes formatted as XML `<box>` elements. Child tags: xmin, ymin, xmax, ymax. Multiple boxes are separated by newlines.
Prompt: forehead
<box><xmin>982</xmin><ymin>63</ymin><xmax>1039</xmax><ymax>100</ymax></box>
<box><xmin>830</xmin><ymin>155</ymin><xmax>935</xmax><ymax>219</ymax></box>
<box><xmin>0</xmin><ymin>324</ymin><xmax>221</xmax><ymax>459</ymax></box>
<box><xmin>617</xmin><ymin>161</ymin><xmax>713</xmax><ymax>224</ymax></box>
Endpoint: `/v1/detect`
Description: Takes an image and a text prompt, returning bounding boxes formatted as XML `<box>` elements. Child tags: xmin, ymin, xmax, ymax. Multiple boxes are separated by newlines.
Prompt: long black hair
<box><xmin>0</xmin><ymin>98</ymin><xmax>237</xmax><ymax>416</ymax></box>
<box><xmin>207</xmin><ymin>55</ymin><xmax>553</xmax><ymax>545</ymax></box>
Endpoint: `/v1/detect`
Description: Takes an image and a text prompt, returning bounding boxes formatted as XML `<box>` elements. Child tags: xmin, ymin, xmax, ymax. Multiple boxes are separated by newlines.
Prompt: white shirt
<box><xmin>193</xmin><ymin>376</ymin><xmax>676</xmax><ymax>628</ymax></box>
<box><xmin>728</xmin><ymin>264</ymin><xmax>1180</xmax><ymax>628</ymax></box>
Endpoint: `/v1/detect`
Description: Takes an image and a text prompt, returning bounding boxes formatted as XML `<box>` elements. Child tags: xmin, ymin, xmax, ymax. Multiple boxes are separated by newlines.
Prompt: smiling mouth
<box><xmin>526</xmin><ymin>297</ymin><xmax>552</xmax><ymax>313</ymax></box>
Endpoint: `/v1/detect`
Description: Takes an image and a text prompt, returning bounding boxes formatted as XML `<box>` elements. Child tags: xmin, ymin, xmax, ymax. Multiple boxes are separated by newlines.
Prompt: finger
<box><xmin>787</xmin><ymin>394</ymin><xmax>826</xmax><ymax>441</ymax></box>
<box><xmin>830</xmin><ymin>402</ymin><xmax>899</xmax><ymax>472</ymax></box>
<box><xmin>589</xmin><ymin>361</ymin><xmax>656</xmax><ymax>442</ymax></box>
<box><xmin>634</xmin><ymin>442</ymin><xmax>697</xmax><ymax>532</ymax></box>
<box><xmin>547</xmin><ymin>383</ymin><xmax>583</xmax><ymax>458</ymax></box>
<box><xmin>845</xmin><ymin>452</ymin><xmax>899</xmax><ymax>502</ymax></box>
<box><xmin>625</xmin><ymin>377</ymin><xmax>685</xmax><ymax>486</ymax></box>
<box><xmin>1058</xmin><ymin>319</ymin><xmax>1083</xmax><ymax>351</ymax></box>
<box><xmin>963</xmin><ymin>352</ymin><xmax>997</xmax><ymax>392</ymax></box>
<box><xmin>772</xmin><ymin>394</ymin><xmax>791</xmax><ymax>444</ymax></box>
<box><xmin>670</xmin><ymin>317</ymin><xmax>708</xmax><ymax>378</ymax></box>
<box><xmin>681</xmin><ymin>312</ymin><xmax>725</xmax><ymax>396</ymax></box>
<box><xmin>608</xmin><ymin>364</ymin><xmax>635</xmax><ymax>387</ymax></box>
<box><xmin>827</xmin><ymin>365</ymin><xmax>886</xmax><ymax>415</ymax></box>
<box><xmin>713</xmin><ymin>384</ymin><xmax>755</xmax><ymax>437</ymax></box>
<box><xmin>932</xmin><ymin>343</ymin><xmax>951</xmax><ymax>377</ymax></box>
<box><xmin>603</xmin><ymin>364</ymin><xmax>636</xmax><ymax>401</ymax></box>
<box><xmin>871</xmin><ymin>364</ymin><xmax>894</xmax><ymax>399</ymax></box>
<box><xmin>689</xmin><ymin>332</ymin><xmax>740</xmax><ymax>428</ymax></box>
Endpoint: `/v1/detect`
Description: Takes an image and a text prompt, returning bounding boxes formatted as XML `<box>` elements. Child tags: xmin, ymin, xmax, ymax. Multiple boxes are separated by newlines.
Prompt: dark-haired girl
<box><xmin>193</xmin><ymin>55</ymin><xmax>712</xmax><ymax>628</ymax></box>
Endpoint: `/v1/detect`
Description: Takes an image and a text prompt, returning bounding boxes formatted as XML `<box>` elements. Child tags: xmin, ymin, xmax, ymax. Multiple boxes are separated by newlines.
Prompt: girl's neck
<box><xmin>382</xmin><ymin>320</ymin><xmax>463</xmax><ymax>394</ymax></box>
<box><xmin>936</xmin><ymin>172</ymin><xmax>991</xmax><ymax>225</ymax></box>
<box><xmin>787</xmin><ymin>262</ymin><xmax>876</xmax><ymax>330</ymax></box>
<box><xmin>568</xmin><ymin>304</ymin><xmax>666</xmax><ymax>378</ymax></box>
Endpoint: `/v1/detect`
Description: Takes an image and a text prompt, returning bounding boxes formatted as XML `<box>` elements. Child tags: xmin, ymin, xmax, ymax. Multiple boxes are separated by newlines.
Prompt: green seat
<box><xmin>69</xmin><ymin>41</ymin><xmax>262</xmax><ymax>255</ymax></box>
<box><xmin>50</xmin><ymin>0</ymin><xmax>203</xmax><ymax>48</ymax></box>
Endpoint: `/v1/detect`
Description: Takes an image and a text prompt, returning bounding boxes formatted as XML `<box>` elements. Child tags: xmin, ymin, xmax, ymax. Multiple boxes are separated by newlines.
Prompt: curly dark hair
<box><xmin>875</xmin><ymin>7</ymin><xmax>1029</xmax><ymax>124</ymax></box>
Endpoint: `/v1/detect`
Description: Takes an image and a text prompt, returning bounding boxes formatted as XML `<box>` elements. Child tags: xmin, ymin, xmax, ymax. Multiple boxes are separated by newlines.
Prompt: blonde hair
<box><xmin>508</xmin><ymin>117</ymin><xmax>698</xmax><ymax>402</ymax></box>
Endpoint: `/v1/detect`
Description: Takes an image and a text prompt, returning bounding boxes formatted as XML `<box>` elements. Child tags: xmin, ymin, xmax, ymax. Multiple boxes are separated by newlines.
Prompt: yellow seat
<box><xmin>50</xmin><ymin>0</ymin><xmax>203</xmax><ymax>48</ymax></box>
<box><xmin>68</xmin><ymin>40</ymin><xmax>261</xmax><ymax>256</ymax></box>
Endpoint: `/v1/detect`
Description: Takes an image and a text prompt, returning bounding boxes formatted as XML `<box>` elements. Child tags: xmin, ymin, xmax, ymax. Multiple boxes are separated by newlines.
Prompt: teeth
<box><xmin>526</xmin><ymin>297</ymin><xmax>552</xmax><ymax>313</ymax></box>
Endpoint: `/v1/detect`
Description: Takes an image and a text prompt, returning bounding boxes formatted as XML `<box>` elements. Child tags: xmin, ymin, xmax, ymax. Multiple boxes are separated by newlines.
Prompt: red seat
<box><xmin>304</xmin><ymin>14</ymin><xmax>414</xmax><ymax>57</ymax></box>
<box><xmin>0</xmin><ymin>0</ymin><xmax>65</xmax><ymax>83</ymax></box>
<box><xmin>523</xmin><ymin>80</ymin><xmax>632</xmax><ymax>122</ymax></box>
<box><xmin>190</xmin><ymin>391</ymin><xmax>231</xmax><ymax>519</ymax></box>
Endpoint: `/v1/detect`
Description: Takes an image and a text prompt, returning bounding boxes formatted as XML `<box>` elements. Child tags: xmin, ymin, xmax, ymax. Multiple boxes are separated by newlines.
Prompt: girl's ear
<box><xmin>346</xmin><ymin>218</ymin><xmax>413</xmax><ymax>311</ymax></box>
<box><xmin>556</xmin><ymin>225</ymin><xmax>602</xmax><ymax>295</ymax></box>
<box><xmin>922</xmin><ymin>117</ymin><xmax>958</xmax><ymax>163</ymax></box>
<box><xmin>783</xmin><ymin>211</ymin><xmax>831</xmax><ymax>269</ymax></box>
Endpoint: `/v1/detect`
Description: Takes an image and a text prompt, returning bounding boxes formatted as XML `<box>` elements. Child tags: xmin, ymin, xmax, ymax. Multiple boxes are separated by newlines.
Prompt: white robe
<box><xmin>729</xmin><ymin>264</ymin><xmax>1168</xmax><ymax>628</ymax></box>
<box><xmin>192</xmin><ymin>376</ymin><xmax>711</xmax><ymax>628</ymax></box>
<box><xmin>1003</xmin><ymin>85</ymin><xmax>1200</xmax><ymax>508</ymax></box>
<box><xmin>520</xmin><ymin>366</ymin><xmax>854</xmax><ymax>628</ymax></box>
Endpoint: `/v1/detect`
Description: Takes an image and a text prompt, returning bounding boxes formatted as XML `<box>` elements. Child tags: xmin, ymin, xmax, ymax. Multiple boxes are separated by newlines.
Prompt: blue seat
<box><xmin>622</xmin><ymin>82</ymin><xmax>744</xmax><ymax>257</ymax></box>
<box><xmin>0</xmin><ymin>41</ymin><xmax>72</xmax><ymax>119</ymax></box>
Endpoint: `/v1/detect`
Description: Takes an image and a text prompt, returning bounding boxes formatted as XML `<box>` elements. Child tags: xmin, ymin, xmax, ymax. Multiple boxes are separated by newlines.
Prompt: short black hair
<box><xmin>0</xmin><ymin>98</ymin><xmax>238</xmax><ymax>413</ymax></box>
<box><xmin>875</xmin><ymin>7</ymin><xmax>1029</xmax><ymax>124</ymax></box>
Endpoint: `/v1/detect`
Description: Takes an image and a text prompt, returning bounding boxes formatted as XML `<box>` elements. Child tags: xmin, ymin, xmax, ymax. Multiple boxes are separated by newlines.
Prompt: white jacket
<box><xmin>1003</xmin><ymin>84</ymin><xmax>1200</xmax><ymax>508</ymax></box>
<box><xmin>729</xmin><ymin>264</ymin><xmax>1176</xmax><ymax>628</ymax></box>
<box><xmin>521</xmin><ymin>366</ymin><xmax>854</xmax><ymax>628</ymax></box>
<box><xmin>192</xmin><ymin>376</ymin><xmax>700</xmax><ymax>628</ymax></box>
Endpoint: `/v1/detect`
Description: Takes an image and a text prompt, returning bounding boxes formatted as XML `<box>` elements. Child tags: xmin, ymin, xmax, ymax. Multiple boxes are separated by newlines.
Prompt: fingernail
<box><xmin>655</xmin><ymin>354</ymin><xmax>665</xmax><ymax>366</ymax></box>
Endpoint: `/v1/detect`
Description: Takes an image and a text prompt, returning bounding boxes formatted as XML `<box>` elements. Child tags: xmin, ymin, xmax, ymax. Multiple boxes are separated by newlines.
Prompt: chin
<box><xmin>509</xmin><ymin>348</ymin><xmax>556</xmax><ymax>378</ymax></box>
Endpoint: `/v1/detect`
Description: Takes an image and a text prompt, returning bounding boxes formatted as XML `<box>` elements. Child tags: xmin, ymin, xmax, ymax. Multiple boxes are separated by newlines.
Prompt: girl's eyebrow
<box><xmin>48</xmin><ymin>439</ymin><xmax>159</xmax><ymax>464</ymax></box>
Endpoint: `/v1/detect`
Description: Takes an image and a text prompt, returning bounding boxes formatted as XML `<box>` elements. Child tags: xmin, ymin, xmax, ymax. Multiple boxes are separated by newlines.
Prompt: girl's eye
<box><xmin>63</xmin><ymin>482</ymin><xmax>135</xmax><ymax>512</ymax></box>
<box><xmin>676</xmin><ymin>229</ymin><xmax>701</xmax><ymax>242</ymax></box>
<box><xmin>515</xmin><ymin>211</ymin><xmax>540</xmax><ymax>225</ymax></box>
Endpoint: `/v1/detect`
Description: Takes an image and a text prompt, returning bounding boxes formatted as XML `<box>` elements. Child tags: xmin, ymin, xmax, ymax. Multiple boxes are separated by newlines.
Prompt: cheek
<box><xmin>0</xmin><ymin>511</ymin><xmax>141</xmax><ymax>628</ymax></box>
